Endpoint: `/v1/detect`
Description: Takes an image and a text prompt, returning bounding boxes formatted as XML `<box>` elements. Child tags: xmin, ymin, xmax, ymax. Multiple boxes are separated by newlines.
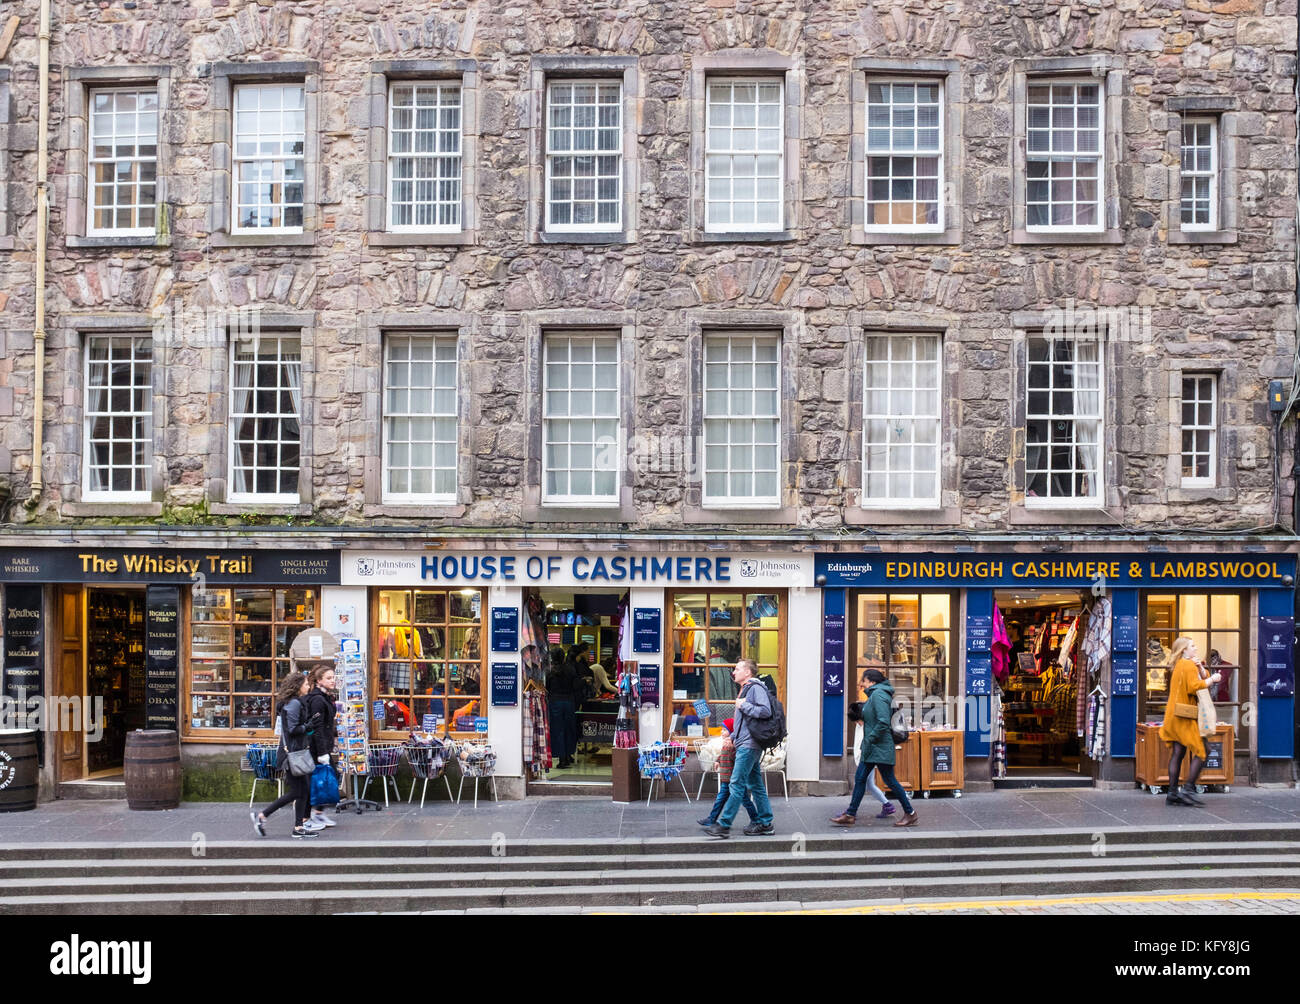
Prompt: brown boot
<box><xmin>829</xmin><ymin>812</ymin><xmax>857</xmax><ymax>826</ymax></box>
<box><xmin>893</xmin><ymin>811</ymin><xmax>919</xmax><ymax>827</ymax></box>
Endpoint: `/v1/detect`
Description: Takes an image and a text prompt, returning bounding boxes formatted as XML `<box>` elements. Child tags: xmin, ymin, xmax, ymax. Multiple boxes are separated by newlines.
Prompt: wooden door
<box><xmin>54</xmin><ymin>586</ymin><xmax>84</xmax><ymax>782</ymax></box>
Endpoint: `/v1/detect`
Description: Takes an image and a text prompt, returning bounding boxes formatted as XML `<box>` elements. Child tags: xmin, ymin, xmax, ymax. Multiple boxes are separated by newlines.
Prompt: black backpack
<box><xmin>742</xmin><ymin>681</ymin><xmax>787</xmax><ymax>751</ymax></box>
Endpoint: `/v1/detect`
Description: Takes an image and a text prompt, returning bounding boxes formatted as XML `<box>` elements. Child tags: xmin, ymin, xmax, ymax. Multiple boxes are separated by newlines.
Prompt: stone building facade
<box><xmin>0</xmin><ymin>1</ymin><xmax>1296</xmax><ymax>799</ymax></box>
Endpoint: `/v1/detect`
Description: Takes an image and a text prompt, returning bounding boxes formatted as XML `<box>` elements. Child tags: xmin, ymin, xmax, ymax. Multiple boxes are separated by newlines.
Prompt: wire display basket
<box><xmin>455</xmin><ymin>742</ymin><xmax>498</xmax><ymax>807</ymax></box>
<box><xmin>360</xmin><ymin>741</ymin><xmax>404</xmax><ymax>806</ymax></box>
<box><xmin>244</xmin><ymin>741</ymin><xmax>282</xmax><ymax>806</ymax></box>
<box><xmin>403</xmin><ymin>736</ymin><xmax>457</xmax><ymax>808</ymax></box>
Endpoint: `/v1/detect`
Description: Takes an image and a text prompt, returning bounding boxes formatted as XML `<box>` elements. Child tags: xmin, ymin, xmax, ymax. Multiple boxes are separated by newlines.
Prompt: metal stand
<box><xmin>336</xmin><ymin>764</ymin><xmax>383</xmax><ymax>814</ymax></box>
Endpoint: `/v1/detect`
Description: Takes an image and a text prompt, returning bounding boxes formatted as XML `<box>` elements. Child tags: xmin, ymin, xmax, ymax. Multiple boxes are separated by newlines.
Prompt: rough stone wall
<box><xmin>0</xmin><ymin>0</ymin><xmax>1295</xmax><ymax>534</ymax></box>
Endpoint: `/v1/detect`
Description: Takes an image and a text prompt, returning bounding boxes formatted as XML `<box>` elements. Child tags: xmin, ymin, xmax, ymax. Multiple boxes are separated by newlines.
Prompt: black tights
<box><xmin>1168</xmin><ymin>742</ymin><xmax>1205</xmax><ymax>791</ymax></box>
<box><xmin>261</xmin><ymin>773</ymin><xmax>309</xmax><ymax>827</ymax></box>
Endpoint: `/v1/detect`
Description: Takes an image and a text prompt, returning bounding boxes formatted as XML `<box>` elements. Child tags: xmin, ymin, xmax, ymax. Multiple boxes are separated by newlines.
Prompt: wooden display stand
<box><xmin>611</xmin><ymin>747</ymin><xmax>640</xmax><ymax>803</ymax></box>
<box><xmin>919</xmin><ymin>730</ymin><xmax>965</xmax><ymax>793</ymax></box>
<box><xmin>1135</xmin><ymin>722</ymin><xmax>1235</xmax><ymax>791</ymax></box>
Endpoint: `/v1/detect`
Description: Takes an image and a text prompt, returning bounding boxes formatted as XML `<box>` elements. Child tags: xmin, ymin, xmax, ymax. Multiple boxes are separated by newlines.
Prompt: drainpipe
<box><xmin>25</xmin><ymin>0</ymin><xmax>50</xmax><ymax>509</ymax></box>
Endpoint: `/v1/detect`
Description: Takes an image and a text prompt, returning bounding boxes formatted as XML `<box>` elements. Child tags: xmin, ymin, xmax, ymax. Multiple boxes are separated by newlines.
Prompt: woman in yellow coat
<box><xmin>1158</xmin><ymin>637</ymin><xmax>1221</xmax><ymax>807</ymax></box>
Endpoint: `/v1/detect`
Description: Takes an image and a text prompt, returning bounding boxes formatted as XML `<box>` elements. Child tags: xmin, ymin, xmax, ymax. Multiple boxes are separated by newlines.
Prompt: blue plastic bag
<box><xmin>309</xmin><ymin>762</ymin><xmax>339</xmax><ymax>806</ymax></box>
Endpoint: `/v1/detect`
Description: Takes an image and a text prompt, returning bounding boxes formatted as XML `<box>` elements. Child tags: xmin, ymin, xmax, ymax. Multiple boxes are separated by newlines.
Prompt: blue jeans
<box><xmin>705</xmin><ymin>780</ymin><xmax>757</xmax><ymax>825</ymax></box>
<box><xmin>865</xmin><ymin>762</ymin><xmax>913</xmax><ymax>815</ymax></box>
<box><xmin>845</xmin><ymin>759</ymin><xmax>889</xmax><ymax>816</ymax></box>
<box><xmin>718</xmin><ymin>745</ymin><xmax>774</xmax><ymax>829</ymax></box>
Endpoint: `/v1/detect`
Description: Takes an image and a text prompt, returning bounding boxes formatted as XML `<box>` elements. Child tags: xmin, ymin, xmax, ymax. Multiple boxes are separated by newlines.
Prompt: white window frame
<box><xmin>1025</xmin><ymin>79</ymin><xmax>1104</xmax><ymax>234</ymax></box>
<box><xmin>861</xmin><ymin>333</ymin><xmax>943</xmax><ymax>509</ymax></box>
<box><xmin>702</xmin><ymin>332</ymin><xmax>782</xmax><ymax>509</ymax></box>
<box><xmin>542</xmin><ymin>333</ymin><xmax>622</xmax><ymax>505</ymax></box>
<box><xmin>863</xmin><ymin>78</ymin><xmax>944</xmax><ymax>234</ymax></box>
<box><xmin>82</xmin><ymin>334</ymin><xmax>153</xmax><ymax>502</ymax></box>
<box><xmin>86</xmin><ymin>87</ymin><xmax>159</xmax><ymax>238</ymax></box>
<box><xmin>544</xmin><ymin>79</ymin><xmax>623</xmax><ymax>234</ymax></box>
<box><xmin>231</xmin><ymin>83</ymin><xmax>306</xmax><ymax>235</ymax></box>
<box><xmin>1180</xmin><ymin>117</ymin><xmax>1217</xmax><ymax>233</ymax></box>
<box><xmin>1180</xmin><ymin>374</ymin><xmax>1217</xmax><ymax>489</ymax></box>
<box><xmin>227</xmin><ymin>335</ymin><xmax>302</xmax><ymax>504</ymax></box>
<box><xmin>704</xmin><ymin>76</ymin><xmax>785</xmax><ymax>233</ymax></box>
<box><xmin>381</xmin><ymin>334</ymin><xmax>459</xmax><ymax>505</ymax></box>
<box><xmin>1024</xmin><ymin>336</ymin><xmax>1104</xmax><ymax>508</ymax></box>
<box><xmin>386</xmin><ymin>81</ymin><xmax>463</xmax><ymax>234</ymax></box>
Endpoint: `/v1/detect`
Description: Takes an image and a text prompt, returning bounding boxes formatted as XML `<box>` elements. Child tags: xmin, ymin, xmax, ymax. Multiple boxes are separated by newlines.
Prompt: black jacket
<box><xmin>547</xmin><ymin>661</ymin><xmax>579</xmax><ymax>699</ymax></box>
<box><xmin>276</xmin><ymin>697</ymin><xmax>309</xmax><ymax>771</ymax></box>
<box><xmin>303</xmin><ymin>687</ymin><xmax>337</xmax><ymax>759</ymax></box>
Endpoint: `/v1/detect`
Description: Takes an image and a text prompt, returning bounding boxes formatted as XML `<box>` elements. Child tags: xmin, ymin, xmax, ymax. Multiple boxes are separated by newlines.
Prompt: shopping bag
<box><xmin>1195</xmin><ymin>689</ymin><xmax>1217</xmax><ymax>738</ymax></box>
<box><xmin>310</xmin><ymin>762</ymin><xmax>340</xmax><ymax>805</ymax></box>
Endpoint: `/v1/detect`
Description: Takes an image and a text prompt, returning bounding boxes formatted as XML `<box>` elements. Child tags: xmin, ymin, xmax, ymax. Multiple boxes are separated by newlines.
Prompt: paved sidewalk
<box><xmin>0</xmin><ymin>788</ymin><xmax>1296</xmax><ymax>844</ymax></box>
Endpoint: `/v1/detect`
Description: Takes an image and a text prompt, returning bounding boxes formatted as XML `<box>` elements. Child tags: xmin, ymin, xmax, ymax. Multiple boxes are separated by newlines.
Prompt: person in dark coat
<box><xmin>858</xmin><ymin>669</ymin><xmax>918</xmax><ymax>827</ymax></box>
<box><xmin>547</xmin><ymin>648</ymin><xmax>581</xmax><ymax>768</ymax></box>
<box><xmin>303</xmin><ymin>664</ymin><xmax>339</xmax><ymax>830</ymax></box>
<box><xmin>251</xmin><ymin>671</ymin><xmax>321</xmax><ymax>839</ymax></box>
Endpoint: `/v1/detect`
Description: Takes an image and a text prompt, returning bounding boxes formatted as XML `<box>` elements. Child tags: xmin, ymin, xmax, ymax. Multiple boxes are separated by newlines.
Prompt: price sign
<box><xmin>966</xmin><ymin>615</ymin><xmax>993</xmax><ymax>653</ymax></box>
<box><xmin>931</xmin><ymin>744</ymin><xmax>953</xmax><ymax>775</ymax></box>
<box><xmin>693</xmin><ymin>699</ymin><xmax>711</xmax><ymax>719</ymax></box>
<box><xmin>966</xmin><ymin>653</ymin><xmax>991</xmax><ymax>696</ymax></box>
<box><xmin>372</xmin><ymin>700</ymin><xmax>385</xmax><ymax>722</ymax></box>
<box><xmin>1112</xmin><ymin>654</ymin><xmax>1138</xmax><ymax>696</ymax></box>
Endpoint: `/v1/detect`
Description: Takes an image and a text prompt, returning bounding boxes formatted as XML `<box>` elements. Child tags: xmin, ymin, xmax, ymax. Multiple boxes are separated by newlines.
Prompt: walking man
<box><xmin>704</xmin><ymin>659</ymin><xmax>775</xmax><ymax>838</ymax></box>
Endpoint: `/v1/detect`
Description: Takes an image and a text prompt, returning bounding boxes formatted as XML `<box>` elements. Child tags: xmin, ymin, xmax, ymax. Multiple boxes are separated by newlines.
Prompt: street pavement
<box><xmin>0</xmin><ymin>787</ymin><xmax>1296</xmax><ymax>843</ymax></box>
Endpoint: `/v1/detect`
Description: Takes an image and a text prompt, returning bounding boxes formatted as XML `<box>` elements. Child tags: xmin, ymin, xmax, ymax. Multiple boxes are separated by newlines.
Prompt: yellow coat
<box><xmin>1158</xmin><ymin>658</ymin><xmax>1210</xmax><ymax>758</ymax></box>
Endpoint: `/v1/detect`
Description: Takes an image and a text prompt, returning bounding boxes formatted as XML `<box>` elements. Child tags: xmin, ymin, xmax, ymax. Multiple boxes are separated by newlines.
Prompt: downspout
<box><xmin>25</xmin><ymin>0</ymin><xmax>50</xmax><ymax>509</ymax></box>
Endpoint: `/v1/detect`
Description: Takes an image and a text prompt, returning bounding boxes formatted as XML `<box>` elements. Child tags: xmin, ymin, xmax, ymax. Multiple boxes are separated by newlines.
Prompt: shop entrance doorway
<box><xmin>84</xmin><ymin>587</ymin><xmax>148</xmax><ymax>777</ymax></box>
<box><xmin>525</xmin><ymin>589</ymin><xmax>624</xmax><ymax>792</ymax></box>
<box><xmin>994</xmin><ymin>590</ymin><xmax>1094</xmax><ymax>783</ymax></box>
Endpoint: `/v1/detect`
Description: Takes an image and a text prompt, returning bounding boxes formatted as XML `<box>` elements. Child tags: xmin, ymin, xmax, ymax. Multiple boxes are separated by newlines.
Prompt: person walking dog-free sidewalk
<box><xmin>829</xmin><ymin>696</ymin><xmax>896</xmax><ymax>825</ymax></box>
<box><xmin>704</xmin><ymin>660</ymin><xmax>775</xmax><ymax>838</ymax></box>
<box><xmin>698</xmin><ymin>717</ymin><xmax>759</xmax><ymax>828</ymax></box>
<box><xmin>856</xmin><ymin>669</ymin><xmax>918</xmax><ymax>827</ymax></box>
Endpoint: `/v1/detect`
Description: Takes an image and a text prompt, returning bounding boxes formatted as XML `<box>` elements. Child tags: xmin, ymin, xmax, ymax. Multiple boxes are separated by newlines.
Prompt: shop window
<box><xmin>1143</xmin><ymin>592</ymin><xmax>1247</xmax><ymax>752</ymax></box>
<box><xmin>375</xmin><ymin>588</ymin><xmax>484</xmax><ymax>737</ymax></box>
<box><xmin>667</xmin><ymin>590</ymin><xmax>785</xmax><ymax>736</ymax></box>
<box><xmin>228</xmin><ymin>334</ymin><xmax>302</xmax><ymax>502</ymax></box>
<box><xmin>1025</xmin><ymin>335</ymin><xmax>1102</xmax><ymax>505</ymax></box>
<box><xmin>383</xmin><ymin>333</ymin><xmax>458</xmax><ymax>503</ymax></box>
<box><xmin>388</xmin><ymin>81</ymin><xmax>463</xmax><ymax>232</ymax></box>
<box><xmin>853</xmin><ymin>592</ymin><xmax>954</xmax><ymax>727</ymax></box>
<box><xmin>865</xmin><ymin>79</ymin><xmax>943</xmax><ymax>231</ymax></box>
<box><xmin>705</xmin><ymin>77</ymin><xmax>784</xmax><ymax>232</ymax></box>
<box><xmin>83</xmin><ymin>334</ymin><xmax>152</xmax><ymax>501</ymax></box>
<box><xmin>863</xmin><ymin>333</ymin><xmax>941</xmax><ymax>506</ymax></box>
<box><xmin>188</xmin><ymin>587</ymin><xmax>318</xmax><ymax>735</ymax></box>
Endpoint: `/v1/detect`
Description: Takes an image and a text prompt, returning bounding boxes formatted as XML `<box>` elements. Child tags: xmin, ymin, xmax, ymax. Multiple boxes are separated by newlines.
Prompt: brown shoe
<box><xmin>893</xmin><ymin>812</ymin><xmax>919</xmax><ymax>827</ymax></box>
<box><xmin>829</xmin><ymin>813</ymin><xmax>857</xmax><ymax>826</ymax></box>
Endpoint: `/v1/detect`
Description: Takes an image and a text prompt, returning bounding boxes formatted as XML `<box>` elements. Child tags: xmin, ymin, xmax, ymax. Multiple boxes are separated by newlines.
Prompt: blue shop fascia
<box><xmin>814</xmin><ymin>545</ymin><xmax>1297</xmax><ymax>788</ymax></box>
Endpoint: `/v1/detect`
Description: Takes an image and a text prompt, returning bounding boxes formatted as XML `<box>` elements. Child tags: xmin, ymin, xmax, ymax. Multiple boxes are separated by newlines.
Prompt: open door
<box><xmin>54</xmin><ymin>586</ymin><xmax>84</xmax><ymax>783</ymax></box>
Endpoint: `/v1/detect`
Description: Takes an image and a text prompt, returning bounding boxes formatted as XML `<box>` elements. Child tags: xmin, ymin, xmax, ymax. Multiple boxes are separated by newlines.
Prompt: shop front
<box><xmin>815</xmin><ymin>549</ymin><xmax>1297</xmax><ymax>790</ymax></box>
<box><xmin>341</xmin><ymin>547</ymin><xmax>816</xmax><ymax>798</ymax></box>
<box><xmin>0</xmin><ymin>546</ymin><xmax>340</xmax><ymax>796</ymax></box>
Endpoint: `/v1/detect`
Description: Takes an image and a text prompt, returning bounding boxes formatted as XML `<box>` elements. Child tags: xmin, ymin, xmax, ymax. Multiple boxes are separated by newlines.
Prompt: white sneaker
<box><xmin>312</xmin><ymin>811</ymin><xmax>337</xmax><ymax>828</ymax></box>
<box><xmin>302</xmin><ymin>818</ymin><xmax>327</xmax><ymax>832</ymax></box>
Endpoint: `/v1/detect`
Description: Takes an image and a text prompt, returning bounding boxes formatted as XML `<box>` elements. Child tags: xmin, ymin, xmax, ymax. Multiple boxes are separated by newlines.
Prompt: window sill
<box><xmin>1168</xmin><ymin>230</ymin><xmax>1237</xmax><ymax>246</ymax></box>
<box><xmin>1007</xmin><ymin>505</ymin><xmax>1123</xmax><ymax>526</ymax></box>
<box><xmin>681</xmin><ymin>505</ymin><xmax>798</xmax><ymax>525</ymax></box>
<box><xmin>692</xmin><ymin>230</ymin><xmax>796</xmax><ymax>244</ymax></box>
<box><xmin>1168</xmin><ymin>486</ymin><xmax>1234</xmax><ymax>503</ymax></box>
<box><xmin>368</xmin><ymin>231</ymin><xmax>476</xmax><ymax>248</ymax></box>
<box><xmin>843</xmin><ymin>503</ymin><xmax>962</xmax><ymax>526</ymax></box>
<box><xmin>208</xmin><ymin>502</ymin><xmax>312</xmax><ymax>516</ymax></box>
<box><xmin>67</xmin><ymin>234</ymin><xmax>171</xmax><ymax>249</ymax></box>
<box><xmin>62</xmin><ymin>501</ymin><xmax>163</xmax><ymax>518</ymax></box>
<box><xmin>851</xmin><ymin>227</ymin><xmax>961</xmax><ymax>246</ymax></box>
<box><xmin>1012</xmin><ymin>229</ymin><xmax>1124</xmax><ymax>245</ymax></box>
<box><xmin>208</xmin><ymin>232</ymin><xmax>316</xmax><ymax>248</ymax></box>
<box><xmin>364</xmin><ymin>503</ymin><xmax>468</xmax><ymax>518</ymax></box>
<box><xmin>535</xmin><ymin>231</ymin><xmax>630</xmax><ymax>245</ymax></box>
<box><xmin>523</xmin><ymin>503</ymin><xmax>639</xmax><ymax>523</ymax></box>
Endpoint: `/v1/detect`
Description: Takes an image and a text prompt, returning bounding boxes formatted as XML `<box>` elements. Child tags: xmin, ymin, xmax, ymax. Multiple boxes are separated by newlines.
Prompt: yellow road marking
<box><xmin>709</xmin><ymin>891</ymin><xmax>1300</xmax><ymax>915</ymax></box>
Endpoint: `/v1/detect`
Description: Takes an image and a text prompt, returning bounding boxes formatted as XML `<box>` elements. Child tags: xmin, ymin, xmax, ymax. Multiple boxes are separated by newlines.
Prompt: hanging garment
<box><xmin>1076</xmin><ymin>665</ymin><xmax>1091</xmax><ymax>737</ymax></box>
<box><xmin>523</xmin><ymin>688</ymin><xmax>552</xmax><ymax>773</ymax></box>
<box><xmin>614</xmin><ymin>672</ymin><xmax>640</xmax><ymax>749</ymax></box>
<box><xmin>991</xmin><ymin>604</ymin><xmax>1012</xmax><ymax>685</ymax></box>
<box><xmin>1081</xmin><ymin>596</ymin><xmax>1112</xmax><ymax>677</ymax></box>
<box><xmin>677</xmin><ymin>612</ymin><xmax>701</xmax><ymax>665</ymax></box>
<box><xmin>1086</xmin><ymin>691</ymin><xmax>1107</xmax><ymax>761</ymax></box>
<box><xmin>991</xmin><ymin>688</ymin><xmax>1007</xmax><ymax>780</ymax></box>
<box><xmin>616</xmin><ymin>591</ymin><xmax>632</xmax><ymax>677</ymax></box>
<box><xmin>1059</xmin><ymin>616</ymin><xmax>1079</xmax><ymax>677</ymax></box>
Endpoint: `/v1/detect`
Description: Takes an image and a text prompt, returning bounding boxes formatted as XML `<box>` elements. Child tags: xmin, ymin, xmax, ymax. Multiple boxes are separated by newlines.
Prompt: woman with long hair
<box><xmin>303</xmin><ymin>664</ymin><xmax>339</xmax><ymax>831</ymax></box>
<box><xmin>251</xmin><ymin>671</ymin><xmax>321</xmax><ymax>838</ymax></box>
<box><xmin>1158</xmin><ymin>636</ymin><xmax>1221</xmax><ymax>807</ymax></box>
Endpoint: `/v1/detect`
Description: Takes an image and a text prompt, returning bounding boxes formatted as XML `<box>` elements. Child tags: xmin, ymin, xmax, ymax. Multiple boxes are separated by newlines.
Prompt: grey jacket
<box><xmin>732</xmin><ymin>679</ymin><xmax>773</xmax><ymax>751</ymax></box>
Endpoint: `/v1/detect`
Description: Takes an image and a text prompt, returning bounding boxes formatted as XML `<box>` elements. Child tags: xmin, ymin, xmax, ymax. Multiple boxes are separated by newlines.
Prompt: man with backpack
<box><xmin>704</xmin><ymin>659</ymin><xmax>780</xmax><ymax>838</ymax></box>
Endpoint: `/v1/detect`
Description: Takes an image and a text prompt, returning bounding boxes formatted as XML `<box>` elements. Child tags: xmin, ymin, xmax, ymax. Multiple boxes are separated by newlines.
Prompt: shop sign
<box><xmin>633</xmin><ymin>608</ymin><xmax>661</xmax><ymax>653</ymax></box>
<box><xmin>1113</xmin><ymin>615</ymin><xmax>1138</xmax><ymax>652</ymax></box>
<box><xmin>1258</xmin><ymin>616</ymin><xmax>1295</xmax><ymax>698</ymax></box>
<box><xmin>693</xmin><ymin>699</ymin><xmax>711</xmax><ymax>720</ymax></box>
<box><xmin>965</xmin><ymin>654</ymin><xmax>991</xmax><ymax>696</ymax></box>
<box><xmin>579</xmin><ymin>714</ymin><xmax>616</xmax><ymax>744</ymax></box>
<box><xmin>815</xmin><ymin>553</ymin><xmax>1297</xmax><ymax>588</ymax></box>
<box><xmin>490</xmin><ymin>608</ymin><xmax>519</xmax><ymax>652</ymax></box>
<box><xmin>966</xmin><ymin>615</ymin><xmax>992</xmax><ymax>653</ymax></box>
<box><xmin>822</xmin><ymin>613</ymin><xmax>845</xmax><ymax>696</ymax></box>
<box><xmin>422</xmin><ymin>714</ymin><xmax>438</xmax><ymax>732</ymax></box>
<box><xmin>343</xmin><ymin>551</ymin><xmax>812</xmax><ymax>588</ymax></box>
<box><xmin>0</xmin><ymin>548</ymin><xmax>340</xmax><ymax>584</ymax></box>
<box><xmin>1204</xmin><ymin>738</ymin><xmax>1224</xmax><ymax>771</ymax></box>
<box><xmin>2</xmin><ymin>585</ymin><xmax>44</xmax><ymax>748</ymax></box>
<box><xmin>372</xmin><ymin>700</ymin><xmax>384</xmax><ymax>722</ymax></box>
<box><xmin>930</xmin><ymin>744</ymin><xmax>953</xmax><ymax>776</ymax></box>
<box><xmin>475</xmin><ymin>717</ymin><xmax>489</xmax><ymax>734</ymax></box>
<box><xmin>638</xmin><ymin>664</ymin><xmax>659</xmax><ymax>707</ymax></box>
<box><xmin>1112</xmin><ymin>655</ymin><xmax>1138</xmax><ymax>697</ymax></box>
<box><xmin>144</xmin><ymin>586</ymin><xmax>180</xmax><ymax>731</ymax></box>
<box><xmin>491</xmin><ymin>662</ymin><xmax>518</xmax><ymax>707</ymax></box>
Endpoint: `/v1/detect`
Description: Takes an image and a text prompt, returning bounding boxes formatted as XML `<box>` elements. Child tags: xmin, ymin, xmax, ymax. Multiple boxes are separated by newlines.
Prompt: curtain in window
<box><xmin>1074</xmin><ymin>341</ymin><xmax>1100</xmax><ymax>498</ymax></box>
<box><xmin>86</xmin><ymin>349</ymin><xmax>111</xmax><ymax>492</ymax></box>
<box><xmin>230</xmin><ymin>349</ymin><xmax>255</xmax><ymax>495</ymax></box>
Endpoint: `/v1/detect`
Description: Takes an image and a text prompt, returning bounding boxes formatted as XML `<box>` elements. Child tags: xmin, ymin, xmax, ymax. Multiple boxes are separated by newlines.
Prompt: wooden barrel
<box><xmin>0</xmin><ymin>730</ymin><xmax>39</xmax><ymax>813</ymax></box>
<box><xmin>124</xmin><ymin>730</ymin><xmax>182</xmax><ymax>810</ymax></box>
